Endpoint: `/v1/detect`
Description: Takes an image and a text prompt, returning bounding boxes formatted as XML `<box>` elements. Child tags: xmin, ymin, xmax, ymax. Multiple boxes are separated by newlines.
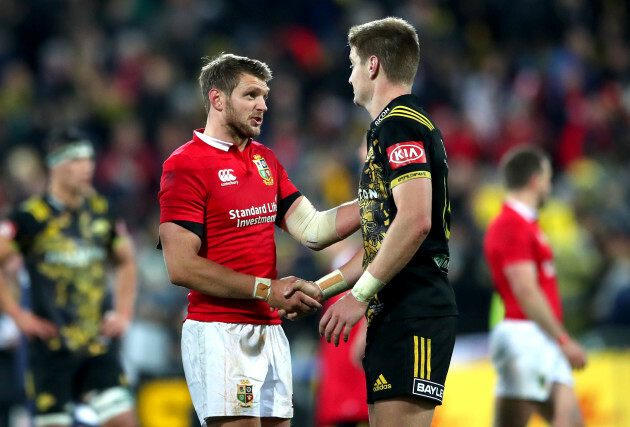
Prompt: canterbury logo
<box><xmin>373</xmin><ymin>374</ymin><xmax>392</xmax><ymax>392</ymax></box>
<box><xmin>218</xmin><ymin>169</ymin><xmax>237</xmax><ymax>182</ymax></box>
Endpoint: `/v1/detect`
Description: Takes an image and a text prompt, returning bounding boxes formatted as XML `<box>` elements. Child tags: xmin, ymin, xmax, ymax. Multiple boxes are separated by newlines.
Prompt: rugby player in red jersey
<box><xmin>158</xmin><ymin>53</ymin><xmax>359</xmax><ymax>427</ymax></box>
<box><xmin>484</xmin><ymin>146</ymin><xmax>586</xmax><ymax>427</ymax></box>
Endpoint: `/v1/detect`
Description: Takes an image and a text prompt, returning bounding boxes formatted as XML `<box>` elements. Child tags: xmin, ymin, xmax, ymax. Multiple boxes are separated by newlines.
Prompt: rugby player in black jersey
<box><xmin>316</xmin><ymin>17</ymin><xmax>458</xmax><ymax>427</ymax></box>
<box><xmin>0</xmin><ymin>129</ymin><xmax>137</xmax><ymax>427</ymax></box>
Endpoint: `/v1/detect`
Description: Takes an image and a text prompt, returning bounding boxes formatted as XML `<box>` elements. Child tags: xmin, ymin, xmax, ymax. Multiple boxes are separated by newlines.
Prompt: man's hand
<box><xmin>101</xmin><ymin>310</ymin><xmax>132</xmax><ymax>338</ymax></box>
<box><xmin>560</xmin><ymin>337</ymin><xmax>587</xmax><ymax>370</ymax></box>
<box><xmin>268</xmin><ymin>276</ymin><xmax>322</xmax><ymax>316</ymax></box>
<box><xmin>13</xmin><ymin>309</ymin><xmax>58</xmax><ymax>340</ymax></box>
<box><xmin>278</xmin><ymin>280</ymin><xmax>324</xmax><ymax>320</ymax></box>
<box><xmin>319</xmin><ymin>292</ymin><xmax>368</xmax><ymax>346</ymax></box>
<box><xmin>293</xmin><ymin>280</ymin><xmax>324</xmax><ymax>302</ymax></box>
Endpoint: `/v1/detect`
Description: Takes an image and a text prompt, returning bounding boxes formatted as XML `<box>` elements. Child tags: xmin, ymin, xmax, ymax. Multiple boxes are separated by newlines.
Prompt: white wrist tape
<box><xmin>284</xmin><ymin>197</ymin><xmax>340</xmax><ymax>250</ymax></box>
<box><xmin>316</xmin><ymin>269</ymin><xmax>351</xmax><ymax>300</ymax></box>
<box><xmin>351</xmin><ymin>270</ymin><xmax>386</xmax><ymax>303</ymax></box>
<box><xmin>253</xmin><ymin>277</ymin><xmax>272</xmax><ymax>301</ymax></box>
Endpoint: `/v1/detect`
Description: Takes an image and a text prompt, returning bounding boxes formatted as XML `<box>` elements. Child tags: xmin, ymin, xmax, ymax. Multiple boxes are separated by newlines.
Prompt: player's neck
<box><xmin>49</xmin><ymin>181</ymin><xmax>85</xmax><ymax>210</ymax></box>
<box><xmin>366</xmin><ymin>82</ymin><xmax>412</xmax><ymax>120</ymax></box>
<box><xmin>506</xmin><ymin>190</ymin><xmax>538</xmax><ymax>212</ymax></box>
<box><xmin>203</xmin><ymin>117</ymin><xmax>249</xmax><ymax>151</ymax></box>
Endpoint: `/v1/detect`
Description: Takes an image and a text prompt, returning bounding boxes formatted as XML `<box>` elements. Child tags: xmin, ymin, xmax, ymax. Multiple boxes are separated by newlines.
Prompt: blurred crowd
<box><xmin>0</xmin><ymin>0</ymin><xmax>629</xmax><ymax>421</ymax></box>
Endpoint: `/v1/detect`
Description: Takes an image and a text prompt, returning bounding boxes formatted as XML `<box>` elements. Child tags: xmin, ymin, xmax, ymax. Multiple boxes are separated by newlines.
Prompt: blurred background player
<box><xmin>0</xmin><ymin>128</ymin><xmax>138</xmax><ymax>427</ymax></box>
<box><xmin>158</xmin><ymin>53</ymin><xmax>359</xmax><ymax>427</ymax></box>
<box><xmin>484</xmin><ymin>145</ymin><xmax>587</xmax><ymax>427</ymax></box>
<box><xmin>0</xmin><ymin>254</ymin><xmax>27</xmax><ymax>427</ymax></box>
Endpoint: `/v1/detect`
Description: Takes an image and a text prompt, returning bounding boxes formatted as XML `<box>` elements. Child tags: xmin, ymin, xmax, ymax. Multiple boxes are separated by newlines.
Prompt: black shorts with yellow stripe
<box><xmin>363</xmin><ymin>315</ymin><xmax>457</xmax><ymax>405</ymax></box>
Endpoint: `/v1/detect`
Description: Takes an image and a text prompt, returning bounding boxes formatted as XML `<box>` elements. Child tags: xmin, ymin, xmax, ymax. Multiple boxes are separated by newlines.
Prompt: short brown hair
<box><xmin>198</xmin><ymin>53</ymin><xmax>272</xmax><ymax>113</ymax></box>
<box><xmin>348</xmin><ymin>17</ymin><xmax>420</xmax><ymax>85</ymax></box>
<box><xmin>500</xmin><ymin>146</ymin><xmax>550</xmax><ymax>190</ymax></box>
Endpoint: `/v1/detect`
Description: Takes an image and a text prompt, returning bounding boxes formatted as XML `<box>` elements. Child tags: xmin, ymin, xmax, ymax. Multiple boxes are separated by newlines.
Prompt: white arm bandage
<box><xmin>284</xmin><ymin>197</ymin><xmax>340</xmax><ymax>250</ymax></box>
<box><xmin>316</xmin><ymin>269</ymin><xmax>351</xmax><ymax>300</ymax></box>
<box><xmin>351</xmin><ymin>270</ymin><xmax>386</xmax><ymax>303</ymax></box>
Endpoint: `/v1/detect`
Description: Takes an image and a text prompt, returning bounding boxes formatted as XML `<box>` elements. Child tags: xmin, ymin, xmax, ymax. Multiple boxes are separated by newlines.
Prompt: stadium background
<box><xmin>0</xmin><ymin>0</ymin><xmax>628</xmax><ymax>425</ymax></box>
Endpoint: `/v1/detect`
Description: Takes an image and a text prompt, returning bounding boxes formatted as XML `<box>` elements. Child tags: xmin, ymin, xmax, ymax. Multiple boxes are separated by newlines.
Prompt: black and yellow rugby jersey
<box><xmin>359</xmin><ymin>94</ymin><xmax>458</xmax><ymax>322</ymax></box>
<box><xmin>7</xmin><ymin>194</ymin><xmax>120</xmax><ymax>355</ymax></box>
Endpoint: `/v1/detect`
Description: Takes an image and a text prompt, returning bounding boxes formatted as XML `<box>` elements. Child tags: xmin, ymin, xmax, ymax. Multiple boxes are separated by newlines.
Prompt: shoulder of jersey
<box><xmin>250</xmin><ymin>140</ymin><xmax>277</xmax><ymax>161</ymax></box>
<box><xmin>379</xmin><ymin>105</ymin><xmax>436</xmax><ymax>132</ymax></box>
<box><xmin>163</xmin><ymin>140</ymin><xmax>213</xmax><ymax>170</ymax></box>
<box><xmin>18</xmin><ymin>196</ymin><xmax>51</xmax><ymax>222</ymax></box>
<box><xmin>489</xmin><ymin>208</ymin><xmax>527</xmax><ymax>232</ymax></box>
<box><xmin>250</xmin><ymin>140</ymin><xmax>273</xmax><ymax>154</ymax></box>
<box><xmin>87</xmin><ymin>193</ymin><xmax>109</xmax><ymax>215</ymax></box>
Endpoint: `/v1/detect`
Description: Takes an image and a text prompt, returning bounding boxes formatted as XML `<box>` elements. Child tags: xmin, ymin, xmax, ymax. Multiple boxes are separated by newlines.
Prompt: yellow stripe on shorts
<box><xmin>414</xmin><ymin>336</ymin><xmax>419</xmax><ymax>377</ymax></box>
<box><xmin>427</xmin><ymin>338</ymin><xmax>432</xmax><ymax>380</ymax></box>
<box><xmin>420</xmin><ymin>337</ymin><xmax>425</xmax><ymax>378</ymax></box>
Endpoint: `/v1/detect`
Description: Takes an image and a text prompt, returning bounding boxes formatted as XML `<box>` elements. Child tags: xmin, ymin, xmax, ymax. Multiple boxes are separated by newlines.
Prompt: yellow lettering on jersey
<box><xmin>391</xmin><ymin>171</ymin><xmax>431</xmax><ymax>189</ymax></box>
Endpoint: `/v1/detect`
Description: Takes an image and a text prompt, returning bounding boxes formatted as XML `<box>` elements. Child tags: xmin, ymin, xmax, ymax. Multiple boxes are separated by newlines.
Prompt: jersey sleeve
<box><xmin>272</xmin><ymin>154</ymin><xmax>301</xmax><ymax>225</ymax></box>
<box><xmin>378</xmin><ymin>118</ymin><xmax>432</xmax><ymax>189</ymax></box>
<box><xmin>86</xmin><ymin>195</ymin><xmax>120</xmax><ymax>254</ymax></box>
<box><xmin>159</xmin><ymin>156</ymin><xmax>209</xmax><ymax>228</ymax></box>
<box><xmin>496</xmin><ymin>220</ymin><xmax>536</xmax><ymax>266</ymax></box>
<box><xmin>2</xmin><ymin>209</ymin><xmax>42</xmax><ymax>253</ymax></box>
<box><xmin>106</xmin><ymin>214</ymin><xmax>131</xmax><ymax>255</ymax></box>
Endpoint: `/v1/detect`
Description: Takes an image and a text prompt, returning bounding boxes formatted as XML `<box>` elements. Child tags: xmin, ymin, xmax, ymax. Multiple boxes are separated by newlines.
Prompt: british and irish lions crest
<box><xmin>252</xmin><ymin>154</ymin><xmax>273</xmax><ymax>185</ymax></box>
<box><xmin>237</xmin><ymin>380</ymin><xmax>254</xmax><ymax>407</ymax></box>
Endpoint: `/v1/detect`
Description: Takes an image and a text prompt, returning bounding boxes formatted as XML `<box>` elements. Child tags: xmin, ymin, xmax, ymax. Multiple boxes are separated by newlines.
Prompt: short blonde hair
<box><xmin>348</xmin><ymin>17</ymin><xmax>420</xmax><ymax>85</ymax></box>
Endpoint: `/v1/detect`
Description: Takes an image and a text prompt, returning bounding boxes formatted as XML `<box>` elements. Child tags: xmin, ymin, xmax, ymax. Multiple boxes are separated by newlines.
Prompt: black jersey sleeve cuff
<box><xmin>156</xmin><ymin>220</ymin><xmax>204</xmax><ymax>250</ymax></box>
<box><xmin>275</xmin><ymin>191</ymin><xmax>302</xmax><ymax>226</ymax></box>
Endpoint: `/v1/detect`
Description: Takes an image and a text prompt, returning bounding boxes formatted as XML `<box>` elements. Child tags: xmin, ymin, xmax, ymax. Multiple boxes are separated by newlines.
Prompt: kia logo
<box><xmin>218</xmin><ymin>169</ymin><xmax>237</xmax><ymax>182</ymax></box>
<box><xmin>389</xmin><ymin>144</ymin><xmax>424</xmax><ymax>164</ymax></box>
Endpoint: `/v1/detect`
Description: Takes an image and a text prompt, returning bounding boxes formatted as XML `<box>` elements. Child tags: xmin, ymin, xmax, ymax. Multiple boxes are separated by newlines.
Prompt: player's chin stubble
<box><xmin>229</xmin><ymin>120</ymin><xmax>260</xmax><ymax>140</ymax></box>
<box><xmin>226</xmin><ymin>105</ymin><xmax>260</xmax><ymax>140</ymax></box>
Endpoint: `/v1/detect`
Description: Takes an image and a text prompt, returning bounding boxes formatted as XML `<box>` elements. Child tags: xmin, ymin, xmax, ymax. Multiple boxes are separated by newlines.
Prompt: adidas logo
<box><xmin>373</xmin><ymin>374</ymin><xmax>392</xmax><ymax>392</ymax></box>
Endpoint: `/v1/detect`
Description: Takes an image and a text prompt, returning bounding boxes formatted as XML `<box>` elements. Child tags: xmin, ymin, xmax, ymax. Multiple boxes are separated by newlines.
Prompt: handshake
<box><xmin>266</xmin><ymin>276</ymin><xmax>324</xmax><ymax>319</ymax></box>
<box><xmin>265</xmin><ymin>273</ymin><xmax>369</xmax><ymax>346</ymax></box>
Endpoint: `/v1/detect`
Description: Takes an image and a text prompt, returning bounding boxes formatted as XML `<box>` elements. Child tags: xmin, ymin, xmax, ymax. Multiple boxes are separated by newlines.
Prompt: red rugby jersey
<box><xmin>483</xmin><ymin>201</ymin><xmax>563</xmax><ymax>321</ymax></box>
<box><xmin>159</xmin><ymin>130</ymin><xmax>299</xmax><ymax>324</ymax></box>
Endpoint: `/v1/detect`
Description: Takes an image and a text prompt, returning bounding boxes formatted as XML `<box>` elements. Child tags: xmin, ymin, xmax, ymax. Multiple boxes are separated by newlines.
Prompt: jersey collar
<box><xmin>45</xmin><ymin>194</ymin><xmax>66</xmax><ymax>212</ymax></box>
<box><xmin>370</xmin><ymin>93</ymin><xmax>417</xmax><ymax>129</ymax></box>
<box><xmin>44</xmin><ymin>193</ymin><xmax>88</xmax><ymax>213</ymax></box>
<box><xmin>193</xmin><ymin>129</ymin><xmax>235</xmax><ymax>152</ymax></box>
<box><xmin>506</xmin><ymin>198</ymin><xmax>538</xmax><ymax>222</ymax></box>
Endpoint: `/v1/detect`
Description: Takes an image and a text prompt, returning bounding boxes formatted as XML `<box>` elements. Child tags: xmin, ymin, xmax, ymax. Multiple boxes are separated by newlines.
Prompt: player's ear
<box><xmin>368</xmin><ymin>56</ymin><xmax>379</xmax><ymax>80</ymax></box>
<box><xmin>528</xmin><ymin>172</ymin><xmax>541</xmax><ymax>190</ymax></box>
<box><xmin>208</xmin><ymin>88</ymin><xmax>224</xmax><ymax>111</ymax></box>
